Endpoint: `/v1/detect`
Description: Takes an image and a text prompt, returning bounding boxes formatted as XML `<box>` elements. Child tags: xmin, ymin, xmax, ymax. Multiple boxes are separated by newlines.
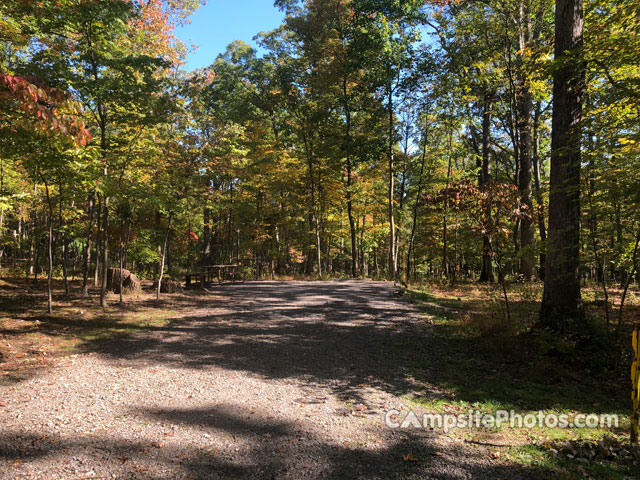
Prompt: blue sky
<box><xmin>175</xmin><ymin>1</ymin><xmax>285</xmax><ymax>71</ymax></box>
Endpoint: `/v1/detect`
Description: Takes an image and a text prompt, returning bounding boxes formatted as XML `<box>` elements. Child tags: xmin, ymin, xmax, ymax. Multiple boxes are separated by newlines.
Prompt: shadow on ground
<box><xmin>0</xmin><ymin>402</ymin><xmax>568</xmax><ymax>479</ymax></box>
<box><xmin>88</xmin><ymin>281</ymin><xmax>435</xmax><ymax>405</ymax></box>
<box><xmin>1</xmin><ymin>280</ymin><xmax>631</xmax><ymax>478</ymax></box>
<box><xmin>88</xmin><ymin>281</ymin><xmax>626</xmax><ymax>414</ymax></box>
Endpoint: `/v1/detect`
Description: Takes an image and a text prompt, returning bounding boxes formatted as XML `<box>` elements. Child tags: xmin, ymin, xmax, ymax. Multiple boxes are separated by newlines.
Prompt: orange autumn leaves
<box><xmin>0</xmin><ymin>72</ymin><xmax>91</xmax><ymax>146</ymax></box>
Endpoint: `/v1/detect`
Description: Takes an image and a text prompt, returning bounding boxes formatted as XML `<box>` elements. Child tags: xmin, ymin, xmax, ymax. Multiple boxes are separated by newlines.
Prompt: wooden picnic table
<box><xmin>185</xmin><ymin>264</ymin><xmax>244</xmax><ymax>287</ymax></box>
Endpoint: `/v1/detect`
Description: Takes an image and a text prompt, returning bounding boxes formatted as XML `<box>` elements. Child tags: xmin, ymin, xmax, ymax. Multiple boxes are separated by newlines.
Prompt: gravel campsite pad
<box><xmin>1</xmin><ymin>281</ymin><xmax>529</xmax><ymax>479</ymax></box>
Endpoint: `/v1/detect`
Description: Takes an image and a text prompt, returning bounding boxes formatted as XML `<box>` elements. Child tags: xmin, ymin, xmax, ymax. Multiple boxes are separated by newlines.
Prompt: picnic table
<box><xmin>185</xmin><ymin>264</ymin><xmax>245</xmax><ymax>287</ymax></box>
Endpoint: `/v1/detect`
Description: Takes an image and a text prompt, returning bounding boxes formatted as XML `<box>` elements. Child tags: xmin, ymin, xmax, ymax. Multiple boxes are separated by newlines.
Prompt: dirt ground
<box><xmin>1</xmin><ymin>281</ymin><xmax>547</xmax><ymax>479</ymax></box>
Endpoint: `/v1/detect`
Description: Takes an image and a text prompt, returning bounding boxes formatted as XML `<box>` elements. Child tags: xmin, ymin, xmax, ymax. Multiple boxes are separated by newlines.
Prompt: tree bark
<box><xmin>202</xmin><ymin>207</ymin><xmax>211</xmax><ymax>264</ymax></box>
<box><xmin>442</xmin><ymin>130</ymin><xmax>453</xmax><ymax>278</ymax></box>
<box><xmin>407</xmin><ymin>111</ymin><xmax>430</xmax><ymax>281</ymax></box>
<box><xmin>387</xmin><ymin>78</ymin><xmax>397</xmax><ymax>280</ymax></box>
<box><xmin>540</xmin><ymin>0</ymin><xmax>585</xmax><ymax>327</ymax></box>
<box><xmin>516</xmin><ymin>0</ymin><xmax>537</xmax><ymax>279</ymax></box>
<box><xmin>479</xmin><ymin>92</ymin><xmax>495</xmax><ymax>282</ymax></box>
<box><xmin>517</xmin><ymin>88</ymin><xmax>536</xmax><ymax>279</ymax></box>
<box><xmin>93</xmin><ymin>196</ymin><xmax>101</xmax><ymax>287</ymax></box>
<box><xmin>303</xmin><ymin>131</ymin><xmax>322</xmax><ymax>275</ymax></box>
<box><xmin>157</xmin><ymin>211</ymin><xmax>173</xmax><ymax>300</ymax></box>
<box><xmin>532</xmin><ymin>104</ymin><xmax>547</xmax><ymax>278</ymax></box>
<box><xmin>81</xmin><ymin>192</ymin><xmax>95</xmax><ymax>296</ymax></box>
<box><xmin>58</xmin><ymin>178</ymin><xmax>69</xmax><ymax>295</ymax></box>
<box><xmin>42</xmin><ymin>180</ymin><xmax>53</xmax><ymax>314</ymax></box>
<box><xmin>118</xmin><ymin>219</ymin><xmax>124</xmax><ymax>305</ymax></box>
<box><xmin>99</xmin><ymin>194</ymin><xmax>109</xmax><ymax>308</ymax></box>
<box><xmin>342</xmin><ymin>76</ymin><xmax>357</xmax><ymax>278</ymax></box>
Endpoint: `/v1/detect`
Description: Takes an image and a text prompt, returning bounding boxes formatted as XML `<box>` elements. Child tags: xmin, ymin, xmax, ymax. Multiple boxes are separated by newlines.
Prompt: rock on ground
<box><xmin>106</xmin><ymin>268</ymin><xmax>141</xmax><ymax>294</ymax></box>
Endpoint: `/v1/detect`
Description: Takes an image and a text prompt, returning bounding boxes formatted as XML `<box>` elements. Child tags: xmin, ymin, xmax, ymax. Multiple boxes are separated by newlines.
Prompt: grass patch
<box><xmin>0</xmin><ymin>281</ymin><xmax>208</xmax><ymax>382</ymax></box>
<box><xmin>404</xmin><ymin>282</ymin><xmax>638</xmax><ymax>479</ymax></box>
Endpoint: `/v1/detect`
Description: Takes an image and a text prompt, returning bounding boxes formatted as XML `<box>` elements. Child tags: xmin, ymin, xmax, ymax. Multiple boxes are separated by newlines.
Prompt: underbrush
<box><xmin>405</xmin><ymin>281</ymin><xmax>639</xmax><ymax>479</ymax></box>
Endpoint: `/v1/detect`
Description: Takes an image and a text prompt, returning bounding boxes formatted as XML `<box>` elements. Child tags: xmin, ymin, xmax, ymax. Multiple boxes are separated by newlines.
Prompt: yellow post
<box><xmin>632</xmin><ymin>329</ymin><xmax>639</xmax><ymax>444</ymax></box>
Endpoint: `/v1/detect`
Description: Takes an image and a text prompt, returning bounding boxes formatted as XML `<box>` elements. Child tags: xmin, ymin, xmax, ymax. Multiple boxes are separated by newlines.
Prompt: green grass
<box><xmin>403</xmin><ymin>283</ymin><xmax>637</xmax><ymax>480</ymax></box>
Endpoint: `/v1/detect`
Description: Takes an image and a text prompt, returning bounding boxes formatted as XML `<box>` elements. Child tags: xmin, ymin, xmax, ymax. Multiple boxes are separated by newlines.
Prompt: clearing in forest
<box><xmin>0</xmin><ymin>281</ymin><xmax>634</xmax><ymax>479</ymax></box>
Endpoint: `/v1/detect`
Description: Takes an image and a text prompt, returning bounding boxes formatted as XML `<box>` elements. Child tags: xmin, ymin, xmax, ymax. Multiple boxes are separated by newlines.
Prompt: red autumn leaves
<box><xmin>0</xmin><ymin>72</ymin><xmax>91</xmax><ymax>146</ymax></box>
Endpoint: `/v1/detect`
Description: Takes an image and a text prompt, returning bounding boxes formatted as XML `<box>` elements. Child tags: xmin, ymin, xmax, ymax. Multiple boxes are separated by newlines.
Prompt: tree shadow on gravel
<box><xmin>87</xmin><ymin>281</ymin><xmax>435</xmax><ymax>405</ymax></box>
<box><xmin>0</xmin><ymin>402</ymin><xmax>565</xmax><ymax>479</ymax></box>
<box><xmin>86</xmin><ymin>281</ymin><xmax>623</xmax><ymax>414</ymax></box>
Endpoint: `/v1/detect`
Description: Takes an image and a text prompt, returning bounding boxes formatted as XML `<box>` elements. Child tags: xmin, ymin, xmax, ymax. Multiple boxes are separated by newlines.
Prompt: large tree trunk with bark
<box><xmin>532</xmin><ymin>104</ymin><xmax>547</xmax><ymax>278</ymax></box>
<box><xmin>517</xmin><ymin>87</ymin><xmax>536</xmax><ymax>279</ymax></box>
<box><xmin>479</xmin><ymin>92</ymin><xmax>495</xmax><ymax>282</ymax></box>
<box><xmin>540</xmin><ymin>0</ymin><xmax>585</xmax><ymax>327</ymax></box>
<box><xmin>517</xmin><ymin>0</ymin><xmax>537</xmax><ymax>280</ymax></box>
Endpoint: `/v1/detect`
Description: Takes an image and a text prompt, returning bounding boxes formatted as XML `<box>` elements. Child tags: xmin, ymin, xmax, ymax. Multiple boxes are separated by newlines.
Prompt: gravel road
<box><xmin>0</xmin><ymin>281</ymin><xmax>534</xmax><ymax>479</ymax></box>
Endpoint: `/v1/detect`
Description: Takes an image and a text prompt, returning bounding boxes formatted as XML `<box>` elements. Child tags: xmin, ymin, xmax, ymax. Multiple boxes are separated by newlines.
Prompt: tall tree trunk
<box><xmin>81</xmin><ymin>192</ymin><xmax>95</xmax><ymax>296</ymax></box>
<box><xmin>99</xmin><ymin>113</ymin><xmax>109</xmax><ymax>308</ymax></box>
<box><xmin>387</xmin><ymin>78</ymin><xmax>397</xmax><ymax>280</ymax></box>
<box><xmin>407</xmin><ymin>109</ymin><xmax>430</xmax><ymax>280</ymax></box>
<box><xmin>304</xmin><ymin>132</ymin><xmax>322</xmax><ymax>275</ymax></box>
<box><xmin>42</xmin><ymin>180</ymin><xmax>53</xmax><ymax>314</ymax></box>
<box><xmin>118</xmin><ymin>219</ymin><xmax>124</xmax><ymax>305</ymax></box>
<box><xmin>157</xmin><ymin>211</ymin><xmax>173</xmax><ymax>300</ymax></box>
<box><xmin>343</xmin><ymin>77</ymin><xmax>357</xmax><ymax>278</ymax></box>
<box><xmin>346</xmin><ymin>161</ymin><xmax>357</xmax><ymax>277</ymax></box>
<box><xmin>540</xmin><ymin>0</ymin><xmax>585</xmax><ymax>327</ymax></box>
<box><xmin>93</xmin><ymin>196</ymin><xmax>101</xmax><ymax>287</ymax></box>
<box><xmin>442</xmin><ymin>130</ymin><xmax>453</xmax><ymax>278</ymax></box>
<box><xmin>517</xmin><ymin>91</ymin><xmax>535</xmax><ymax>278</ymax></box>
<box><xmin>202</xmin><ymin>207</ymin><xmax>211</xmax><ymax>264</ymax></box>
<box><xmin>479</xmin><ymin>93</ymin><xmax>495</xmax><ymax>282</ymax></box>
<box><xmin>12</xmin><ymin>229</ymin><xmax>17</xmax><ymax>270</ymax></box>
<box><xmin>517</xmin><ymin>0</ymin><xmax>536</xmax><ymax>279</ymax></box>
<box><xmin>31</xmin><ymin>214</ymin><xmax>38</xmax><ymax>281</ymax></box>
<box><xmin>532</xmin><ymin>104</ymin><xmax>547</xmax><ymax>278</ymax></box>
<box><xmin>47</xmin><ymin>209</ymin><xmax>53</xmax><ymax>314</ymax></box>
<box><xmin>93</xmin><ymin>57</ymin><xmax>108</xmax><ymax>299</ymax></box>
<box><xmin>31</xmin><ymin>181</ymin><xmax>39</xmax><ymax>282</ymax></box>
<box><xmin>124</xmin><ymin>219</ymin><xmax>131</xmax><ymax>270</ymax></box>
<box><xmin>58</xmin><ymin>178</ymin><xmax>69</xmax><ymax>295</ymax></box>
<box><xmin>100</xmin><ymin>194</ymin><xmax>109</xmax><ymax>308</ymax></box>
<box><xmin>396</xmin><ymin>121</ymin><xmax>410</xmax><ymax>282</ymax></box>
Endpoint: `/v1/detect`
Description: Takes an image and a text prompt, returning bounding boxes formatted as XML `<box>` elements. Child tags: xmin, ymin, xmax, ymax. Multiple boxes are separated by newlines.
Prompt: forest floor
<box><xmin>0</xmin><ymin>279</ymin><xmax>638</xmax><ymax>479</ymax></box>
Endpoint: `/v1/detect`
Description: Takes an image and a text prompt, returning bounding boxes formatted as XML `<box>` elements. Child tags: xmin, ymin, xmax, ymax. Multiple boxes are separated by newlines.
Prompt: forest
<box><xmin>1</xmin><ymin>0</ymin><xmax>640</xmax><ymax>477</ymax></box>
<box><xmin>0</xmin><ymin>0</ymin><xmax>638</xmax><ymax>319</ymax></box>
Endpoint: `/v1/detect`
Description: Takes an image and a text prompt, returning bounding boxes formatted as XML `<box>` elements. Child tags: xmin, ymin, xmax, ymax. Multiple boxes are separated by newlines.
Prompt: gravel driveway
<box><xmin>0</xmin><ymin>281</ymin><xmax>534</xmax><ymax>479</ymax></box>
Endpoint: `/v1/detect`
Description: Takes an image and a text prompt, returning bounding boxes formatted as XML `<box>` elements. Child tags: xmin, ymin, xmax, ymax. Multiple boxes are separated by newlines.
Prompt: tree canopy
<box><xmin>0</xmin><ymin>0</ymin><xmax>637</xmax><ymax>332</ymax></box>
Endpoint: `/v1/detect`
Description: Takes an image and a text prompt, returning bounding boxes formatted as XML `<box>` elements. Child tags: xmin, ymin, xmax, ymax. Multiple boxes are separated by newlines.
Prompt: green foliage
<box><xmin>0</xmin><ymin>0</ymin><xmax>636</xmax><ymax>316</ymax></box>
